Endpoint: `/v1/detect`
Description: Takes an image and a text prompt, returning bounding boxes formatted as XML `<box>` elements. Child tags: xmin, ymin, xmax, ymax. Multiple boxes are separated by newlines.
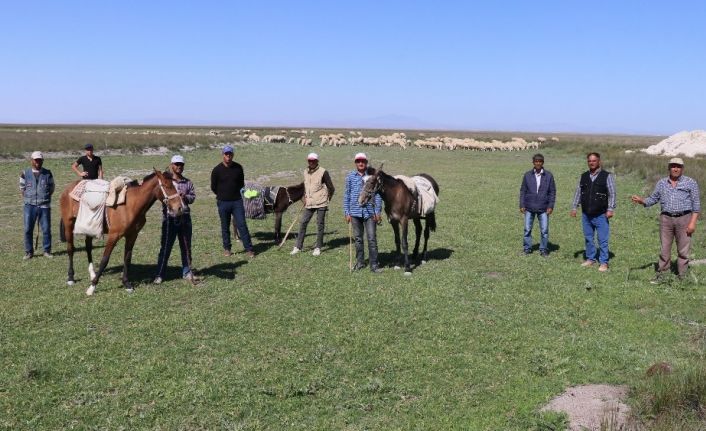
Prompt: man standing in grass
<box><xmin>20</xmin><ymin>151</ymin><xmax>55</xmax><ymax>259</ymax></box>
<box><xmin>343</xmin><ymin>153</ymin><xmax>383</xmax><ymax>273</ymax></box>
<box><xmin>570</xmin><ymin>152</ymin><xmax>616</xmax><ymax>272</ymax></box>
<box><xmin>71</xmin><ymin>143</ymin><xmax>103</xmax><ymax>180</ymax></box>
<box><xmin>211</xmin><ymin>145</ymin><xmax>255</xmax><ymax>258</ymax></box>
<box><xmin>519</xmin><ymin>153</ymin><xmax>556</xmax><ymax>256</ymax></box>
<box><xmin>290</xmin><ymin>152</ymin><xmax>335</xmax><ymax>256</ymax></box>
<box><xmin>154</xmin><ymin>155</ymin><xmax>196</xmax><ymax>284</ymax></box>
<box><xmin>631</xmin><ymin>157</ymin><xmax>700</xmax><ymax>283</ymax></box>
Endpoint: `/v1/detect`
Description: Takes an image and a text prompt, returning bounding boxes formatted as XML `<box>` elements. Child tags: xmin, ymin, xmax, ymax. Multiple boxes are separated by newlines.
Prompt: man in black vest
<box><xmin>570</xmin><ymin>152</ymin><xmax>616</xmax><ymax>272</ymax></box>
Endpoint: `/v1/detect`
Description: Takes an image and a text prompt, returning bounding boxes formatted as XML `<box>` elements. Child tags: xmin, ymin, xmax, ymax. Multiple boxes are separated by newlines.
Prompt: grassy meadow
<box><xmin>1</xmin><ymin>132</ymin><xmax>705</xmax><ymax>429</ymax></box>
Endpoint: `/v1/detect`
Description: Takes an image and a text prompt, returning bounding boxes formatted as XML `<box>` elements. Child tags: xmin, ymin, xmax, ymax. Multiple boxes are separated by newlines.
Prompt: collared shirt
<box><xmin>572</xmin><ymin>168</ymin><xmax>616</xmax><ymax>211</ymax></box>
<box><xmin>534</xmin><ymin>168</ymin><xmax>543</xmax><ymax>193</ymax></box>
<box><xmin>643</xmin><ymin>175</ymin><xmax>700</xmax><ymax>213</ymax></box>
<box><xmin>343</xmin><ymin>170</ymin><xmax>382</xmax><ymax>219</ymax></box>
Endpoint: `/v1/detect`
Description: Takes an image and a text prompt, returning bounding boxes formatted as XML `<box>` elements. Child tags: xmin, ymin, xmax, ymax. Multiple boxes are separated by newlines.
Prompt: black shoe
<box><xmin>352</xmin><ymin>262</ymin><xmax>366</xmax><ymax>271</ymax></box>
<box><xmin>371</xmin><ymin>267</ymin><xmax>383</xmax><ymax>274</ymax></box>
<box><xmin>521</xmin><ymin>250</ymin><xmax>531</xmax><ymax>256</ymax></box>
<box><xmin>23</xmin><ymin>252</ymin><xmax>33</xmax><ymax>260</ymax></box>
<box><xmin>649</xmin><ymin>273</ymin><xmax>663</xmax><ymax>285</ymax></box>
<box><xmin>539</xmin><ymin>250</ymin><xmax>549</xmax><ymax>257</ymax></box>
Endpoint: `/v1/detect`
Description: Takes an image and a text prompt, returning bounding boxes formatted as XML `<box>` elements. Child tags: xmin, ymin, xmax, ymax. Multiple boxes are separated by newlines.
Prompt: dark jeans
<box><xmin>351</xmin><ymin>216</ymin><xmax>378</xmax><ymax>269</ymax></box>
<box><xmin>155</xmin><ymin>214</ymin><xmax>193</xmax><ymax>279</ymax></box>
<box><xmin>24</xmin><ymin>204</ymin><xmax>51</xmax><ymax>254</ymax></box>
<box><xmin>217</xmin><ymin>199</ymin><xmax>253</xmax><ymax>252</ymax></box>
<box><xmin>295</xmin><ymin>207</ymin><xmax>327</xmax><ymax>249</ymax></box>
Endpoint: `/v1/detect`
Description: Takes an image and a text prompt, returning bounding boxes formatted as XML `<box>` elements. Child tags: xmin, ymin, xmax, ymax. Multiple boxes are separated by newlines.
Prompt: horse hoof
<box><xmin>404</xmin><ymin>271</ymin><xmax>412</xmax><ymax>276</ymax></box>
<box><xmin>86</xmin><ymin>285</ymin><xmax>96</xmax><ymax>296</ymax></box>
<box><xmin>67</xmin><ymin>280</ymin><xmax>75</xmax><ymax>286</ymax></box>
<box><xmin>394</xmin><ymin>266</ymin><xmax>401</xmax><ymax>270</ymax></box>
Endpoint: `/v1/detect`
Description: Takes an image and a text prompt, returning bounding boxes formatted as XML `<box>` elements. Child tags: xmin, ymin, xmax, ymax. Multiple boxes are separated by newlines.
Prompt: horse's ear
<box><xmin>378</xmin><ymin>163</ymin><xmax>384</xmax><ymax>173</ymax></box>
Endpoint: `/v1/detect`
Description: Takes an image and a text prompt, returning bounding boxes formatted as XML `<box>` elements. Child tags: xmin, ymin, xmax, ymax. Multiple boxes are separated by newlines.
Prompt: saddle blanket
<box><xmin>394</xmin><ymin>175</ymin><xmax>439</xmax><ymax>216</ymax></box>
<box><xmin>242</xmin><ymin>182</ymin><xmax>280</xmax><ymax>219</ymax></box>
<box><xmin>74</xmin><ymin>179</ymin><xmax>110</xmax><ymax>237</ymax></box>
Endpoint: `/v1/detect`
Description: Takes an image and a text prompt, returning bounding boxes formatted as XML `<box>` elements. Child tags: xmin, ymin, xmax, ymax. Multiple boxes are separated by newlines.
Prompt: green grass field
<box><xmin>1</xmin><ymin>138</ymin><xmax>705</xmax><ymax>429</ymax></box>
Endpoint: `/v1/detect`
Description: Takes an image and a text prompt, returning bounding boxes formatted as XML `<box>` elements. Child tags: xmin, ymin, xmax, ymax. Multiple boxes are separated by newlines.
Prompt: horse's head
<box><xmin>154</xmin><ymin>169</ymin><xmax>184</xmax><ymax>217</ymax></box>
<box><xmin>358</xmin><ymin>166</ymin><xmax>382</xmax><ymax>206</ymax></box>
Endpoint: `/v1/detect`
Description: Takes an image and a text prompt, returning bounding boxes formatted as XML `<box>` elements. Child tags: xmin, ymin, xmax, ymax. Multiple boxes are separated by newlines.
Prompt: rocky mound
<box><xmin>642</xmin><ymin>130</ymin><xmax>706</xmax><ymax>157</ymax></box>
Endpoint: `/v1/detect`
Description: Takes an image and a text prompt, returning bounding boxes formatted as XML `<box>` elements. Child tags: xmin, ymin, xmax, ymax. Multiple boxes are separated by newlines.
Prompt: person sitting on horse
<box><xmin>291</xmin><ymin>152</ymin><xmax>335</xmax><ymax>256</ymax></box>
<box><xmin>154</xmin><ymin>155</ymin><xmax>196</xmax><ymax>284</ymax></box>
<box><xmin>343</xmin><ymin>152</ymin><xmax>383</xmax><ymax>273</ymax></box>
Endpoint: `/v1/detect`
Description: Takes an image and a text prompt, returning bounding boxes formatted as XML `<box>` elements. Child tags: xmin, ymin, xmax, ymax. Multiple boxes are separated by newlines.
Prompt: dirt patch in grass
<box><xmin>541</xmin><ymin>384</ymin><xmax>630</xmax><ymax>430</ymax></box>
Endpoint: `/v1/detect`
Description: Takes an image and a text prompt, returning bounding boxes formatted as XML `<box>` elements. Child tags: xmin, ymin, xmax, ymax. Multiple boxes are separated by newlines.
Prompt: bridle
<box><xmin>361</xmin><ymin>174</ymin><xmax>382</xmax><ymax>205</ymax></box>
<box><xmin>158</xmin><ymin>178</ymin><xmax>184</xmax><ymax>213</ymax></box>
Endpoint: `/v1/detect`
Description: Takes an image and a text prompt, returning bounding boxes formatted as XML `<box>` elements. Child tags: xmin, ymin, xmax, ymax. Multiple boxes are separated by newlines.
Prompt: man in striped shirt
<box><xmin>631</xmin><ymin>157</ymin><xmax>700</xmax><ymax>282</ymax></box>
<box><xmin>343</xmin><ymin>152</ymin><xmax>383</xmax><ymax>273</ymax></box>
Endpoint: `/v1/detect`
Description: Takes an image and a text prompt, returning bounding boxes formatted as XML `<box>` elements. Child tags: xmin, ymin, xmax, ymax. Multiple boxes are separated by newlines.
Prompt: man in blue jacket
<box><xmin>20</xmin><ymin>151</ymin><xmax>55</xmax><ymax>259</ymax></box>
<box><xmin>519</xmin><ymin>154</ymin><xmax>556</xmax><ymax>256</ymax></box>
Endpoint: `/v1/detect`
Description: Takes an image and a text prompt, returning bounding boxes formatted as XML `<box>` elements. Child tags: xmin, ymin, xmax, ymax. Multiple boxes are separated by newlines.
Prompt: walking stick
<box><xmin>278</xmin><ymin>203</ymin><xmax>305</xmax><ymax>248</ymax></box>
<box><xmin>349</xmin><ymin>221</ymin><xmax>353</xmax><ymax>272</ymax></box>
<box><xmin>34</xmin><ymin>215</ymin><xmax>40</xmax><ymax>252</ymax></box>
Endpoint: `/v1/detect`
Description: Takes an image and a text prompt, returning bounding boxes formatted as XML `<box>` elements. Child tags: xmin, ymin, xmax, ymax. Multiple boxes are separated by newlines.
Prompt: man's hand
<box><xmin>520</xmin><ymin>207</ymin><xmax>526</xmax><ymax>214</ymax></box>
<box><xmin>80</xmin><ymin>172</ymin><xmax>88</xmax><ymax>178</ymax></box>
<box><xmin>345</xmin><ymin>215</ymin><xmax>351</xmax><ymax>224</ymax></box>
<box><xmin>374</xmin><ymin>214</ymin><xmax>382</xmax><ymax>224</ymax></box>
<box><xmin>546</xmin><ymin>208</ymin><xmax>553</xmax><ymax>215</ymax></box>
<box><xmin>570</xmin><ymin>209</ymin><xmax>577</xmax><ymax>218</ymax></box>
<box><xmin>631</xmin><ymin>195</ymin><xmax>644</xmax><ymax>205</ymax></box>
<box><xmin>606</xmin><ymin>210</ymin><xmax>614</xmax><ymax>219</ymax></box>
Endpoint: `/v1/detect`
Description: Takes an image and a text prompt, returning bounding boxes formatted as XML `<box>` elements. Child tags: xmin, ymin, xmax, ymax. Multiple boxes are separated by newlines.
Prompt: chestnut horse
<box><xmin>59</xmin><ymin>170</ymin><xmax>183</xmax><ymax>295</ymax></box>
<box><xmin>359</xmin><ymin>167</ymin><xmax>439</xmax><ymax>274</ymax></box>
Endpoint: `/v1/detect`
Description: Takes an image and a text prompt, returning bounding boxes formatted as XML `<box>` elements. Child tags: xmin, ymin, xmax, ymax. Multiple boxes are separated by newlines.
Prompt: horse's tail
<box><xmin>427</xmin><ymin>212</ymin><xmax>437</xmax><ymax>232</ymax></box>
<box><xmin>59</xmin><ymin>218</ymin><xmax>66</xmax><ymax>242</ymax></box>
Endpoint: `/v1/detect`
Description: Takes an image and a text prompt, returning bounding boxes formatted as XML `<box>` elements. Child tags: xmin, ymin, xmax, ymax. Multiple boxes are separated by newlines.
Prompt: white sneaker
<box><xmin>290</xmin><ymin>247</ymin><xmax>300</xmax><ymax>255</ymax></box>
<box><xmin>153</xmin><ymin>277</ymin><xmax>163</xmax><ymax>285</ymax></box>
<box><xmin>312</xmin><ymin>248</ymin><xmax>321</xmax><ymax>256</ymax></box>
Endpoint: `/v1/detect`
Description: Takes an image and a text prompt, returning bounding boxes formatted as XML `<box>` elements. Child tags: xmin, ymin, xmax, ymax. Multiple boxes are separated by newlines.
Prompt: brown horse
<box><xmin>234</xmin><ymin>182</ymin><xmax>304</xmax><ymax>243</ymax></box>
<box><xmin>59</xmin><ymin>170</ymin><xmax>184</xmax><ymax>295</ymax></box>
<box><xmin>358</xmin><ymin>167</ymin><xmax>439</xmax><ymax>274</ymax></box>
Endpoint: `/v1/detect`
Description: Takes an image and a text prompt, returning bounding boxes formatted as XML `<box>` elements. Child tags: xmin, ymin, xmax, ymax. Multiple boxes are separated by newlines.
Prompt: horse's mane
<box><xmin>128</xmin><ymin>171</ymin><xmax>172</xmax><ymax>188</ymax></box>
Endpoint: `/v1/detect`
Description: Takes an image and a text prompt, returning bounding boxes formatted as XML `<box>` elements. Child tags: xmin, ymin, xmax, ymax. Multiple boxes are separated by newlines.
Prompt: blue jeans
<box><xmin>581</xmin><ymin>213</ymin><xmax>610</xmax><ymax>264</ymax></box>
<box><xmin>155</xmin><ymin>214</ymin><xmax>193</xmax><ymax>279</ymax></box>
<box><xmin>523</xmin><ymin>211</ymin><xmax>549</xmax><ymax>252</ymax></box>
<box><xmin>351</xmin><ymin>216</ymin><xmax>379</xmax><ymax>269</ymax></box>
<box><xmin>24</xmin><ymin>204</ymin><xmax>51</xmax><ymax>254</ymax></box>
<box><xmin>217</xmin><ymin>199</ymin><xmax>253</xmax><ymax>252</ymax></box>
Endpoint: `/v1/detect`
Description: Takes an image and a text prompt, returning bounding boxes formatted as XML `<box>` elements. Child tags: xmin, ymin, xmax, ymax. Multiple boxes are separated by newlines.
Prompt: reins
<box><xmin>158</xmin><ymin>178</ymin><xmax>184</xmax><ymax>213</ymax></box>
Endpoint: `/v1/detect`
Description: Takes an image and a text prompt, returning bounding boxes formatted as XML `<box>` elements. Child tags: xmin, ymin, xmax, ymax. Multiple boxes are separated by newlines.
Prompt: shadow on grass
<box><xmin>52</xmin><ymin>243</ymin><xmax>106</xmax><ymax>257</ymax></box>
<box><xmin>378</xmin><ymin>247</ymin><xmax>454</xmax><ymax>269</ymax></box>
<box><xmin>573</xmin><ymin>249</ymin><xmax>616</xmax><ymax>260</ymax></box>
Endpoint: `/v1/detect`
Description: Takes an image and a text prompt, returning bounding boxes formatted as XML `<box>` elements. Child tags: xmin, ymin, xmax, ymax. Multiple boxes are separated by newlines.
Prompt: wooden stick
<box><xmin>349</xmin><ymin>221</ymin><xmax>353</xmax><ymax>272</ymax></box>
<box><xmin>278</xmin><ymin>203</ymin><xmax>305</xmax><ymax>248</ymax></box>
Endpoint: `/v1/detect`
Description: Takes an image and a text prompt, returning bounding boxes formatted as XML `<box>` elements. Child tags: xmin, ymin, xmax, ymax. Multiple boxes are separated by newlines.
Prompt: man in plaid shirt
<box><xmin>632</xmin><ymin>157</ymin><xmax>700</xmax><ymax>282</ymax></box>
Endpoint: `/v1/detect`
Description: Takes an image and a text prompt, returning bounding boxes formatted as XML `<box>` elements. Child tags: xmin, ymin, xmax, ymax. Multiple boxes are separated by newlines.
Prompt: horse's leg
<box><xmin>412</xmin><ymin>218</ymin><xmax>422</xmax><ymax>260</ymax></box>
<box><xmin>391</xmin><ymin>220</ymin><xmax>402</xmax><ymax>268</ymax></box>
<box><xmin>121</xmin><ymin>233</ymin><xmax>138</xmax><ymax>292</ymax></box>
<box><xmin>86</xmin><ymin>236</ymin><xmax>96</xmax><ymax>281</ymax></box>
<box><xmin>422</xmin><ymin>219</ymin><xmax>431</xmax><ymax>262</ymax></box>
<box><xmin>86</xmin><ymin>234</ymin><xmax>119</xmax><ymax>296</ymax></box>
<box><xmin>274</xmin><ymin>211</ymin><xmax>283</xmax><ymax>243</ymax></box>
<box><xmin>400</xmin><ymin>217</ymin><xmax>411</xmax><ymax>274</ymax></box>
<box><xmin>65</xmin><ymin>219</ymin><xmax>76</xmax><ymax>285</ymax></box>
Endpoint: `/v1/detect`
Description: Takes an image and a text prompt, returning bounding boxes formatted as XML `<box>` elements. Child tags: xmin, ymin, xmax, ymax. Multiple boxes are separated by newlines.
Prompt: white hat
<box><xmin>171</xmin><ymin>154</ymin><xmax>185</xmax><ymax>164</ymax></box>
<box><xmin>31</xmin><ymin>151</ymin><xmax>43</xmax><ymax>160</ymax></box>
<box><xmin>669</xmin><ymin>157</ymin><xmax>684</xmax><ymax>166</ymax></box>
<box><xmin>354</xmin><ymin>152</ymin><xmax>368</xmax><ymax>161</ymax></box>
<box><xmin>307</xmin><ymin>152</ymin><xmax>319</xmax><ymax>161</ymax></box>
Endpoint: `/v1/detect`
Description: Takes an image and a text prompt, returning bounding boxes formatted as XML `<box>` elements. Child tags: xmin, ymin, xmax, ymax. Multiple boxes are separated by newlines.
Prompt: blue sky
<box><xmin>2</xmin><ymin>1</ymin><xmax>704</xmax><ymax>134</ymax></box>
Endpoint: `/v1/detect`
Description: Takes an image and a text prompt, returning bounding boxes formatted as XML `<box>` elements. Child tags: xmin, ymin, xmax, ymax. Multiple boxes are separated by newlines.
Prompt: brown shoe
<box><xmin>598</xmin><ymin>264</ymin><xmax>609</xmax><ymax>272</ymax></box>
<box><xmin>580</xmin><ymin>260</ymin><xmax>595</xmax><ymax>267</ymax></box>
<box><xmin>246</xmin><ymin>250</ymin><xmax>256</xmax><ymax>259</ymax></box>
<box><xmin>224</xmin><ymin>250</ymin><xmax>232</xmax><ymax>257</ymax></box>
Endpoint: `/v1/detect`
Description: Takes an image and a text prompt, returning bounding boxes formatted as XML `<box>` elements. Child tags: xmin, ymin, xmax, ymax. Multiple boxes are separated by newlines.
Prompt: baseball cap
<box><xmin>171</xmin><ymin>155</ymin><xmax>185</xmax><ymax>164</ymax></box>
<box><xmin>222</xmin><ymin>145</ymin><xmax>234</xmax><ymax>154</ymax></box>
<box><xmin>307</xmin><ymin>152</ymin><xmax>319</xmax><ymax>161</ymax></box>
<box><xmin>84</xmin><ymin>143</ymin><xmax>94</xmax><ymax>150</ymax></box>
<box><xmin>669</xmin><ymin>157</ymin><xmax>684</xmax><ymax>166</ymax></box>
<box><xmin>31</xmin><ymin>151</ymin><xmax>43</xmax><ymax>160</ymax></box>
<box><xmin>354</xmin><ymin>152</ymin><xmax>368</xmax><ymax>162</ymax></box>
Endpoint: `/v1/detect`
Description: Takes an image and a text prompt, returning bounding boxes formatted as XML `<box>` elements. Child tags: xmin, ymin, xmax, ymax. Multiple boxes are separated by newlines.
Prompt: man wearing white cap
<box><xmin>291</xmin><ymin>152</ymin><xmax>335</xmax><ymax>256</ymax></box>
<box><xmin>154</xmin><ymin>155</ymin><xmax>196</xmax><ymax>283</ymax></box>
<box><xmin>19</xmin><ymin>151</ymin><xmax>55</xmax><ymax>259</ymax></box>
<box><xmin>631</xmin><ymin>157</ymin><xmax>700</xmax><ymax>282</ymax></box>
<box><xmin>343</xmin><ymin>152</ymin><xmax>383</xmax><ymax>272</ymax></box>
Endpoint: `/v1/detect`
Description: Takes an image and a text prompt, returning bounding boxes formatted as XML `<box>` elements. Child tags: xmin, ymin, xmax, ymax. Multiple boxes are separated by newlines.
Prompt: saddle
<box><xmin>394</xmin><ymin>175</ymin><xmax>439</xmax><ymax>216</ymax></box>
<box><xmin>70</xmin><ymin>177</ymin><xmax>132</xmax><ymax>237</ymax></box>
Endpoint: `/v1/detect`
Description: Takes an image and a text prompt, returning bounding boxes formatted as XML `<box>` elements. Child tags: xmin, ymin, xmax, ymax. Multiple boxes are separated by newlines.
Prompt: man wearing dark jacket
<box><xmin>519</xmin><ymin>154</ymin><xmax>556</xmax><ymax>256</ymax></box>
<box><xmin>210</xmin><ymin>145</ymin><xmax>255</xmax><ymax>258</ymax></box>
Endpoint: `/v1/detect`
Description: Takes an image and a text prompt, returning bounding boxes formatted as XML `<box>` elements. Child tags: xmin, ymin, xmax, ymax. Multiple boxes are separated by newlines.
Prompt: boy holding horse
<box><xmin>343</xmin><ymin>153</ymin><xmax>383</xmax><ymax>273</ymax></box>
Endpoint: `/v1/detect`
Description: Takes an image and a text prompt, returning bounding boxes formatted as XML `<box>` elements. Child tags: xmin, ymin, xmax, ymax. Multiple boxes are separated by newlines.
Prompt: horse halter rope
<box><xmin>158</xmin><ymin>178</ymin><xmax>184</xmax><ymax>212</ymax></box>
<box><xmin>362</xmin><ymin>174</ymin><xmax>382</xmax><ymax>204</ymax></box>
